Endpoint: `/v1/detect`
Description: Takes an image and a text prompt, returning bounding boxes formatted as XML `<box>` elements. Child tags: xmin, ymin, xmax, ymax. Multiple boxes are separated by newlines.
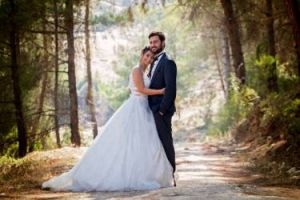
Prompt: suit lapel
<box><xmin>150</xmin><ymin>53</ymin><xmax>166</xmax><ymax>86</ymax></box>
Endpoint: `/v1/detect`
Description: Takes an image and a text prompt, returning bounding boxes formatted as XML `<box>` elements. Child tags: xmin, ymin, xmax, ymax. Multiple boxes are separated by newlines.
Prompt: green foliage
<box><xmin>0</xmin><ymin>154</ymin><xmax>38</xmax><ymax>188</ymax></box>
<box><xmin>0</xmin><ymin>127</ymin><xmax>18</xmax><ymax>157</ymax></box>
<box><xmin>211</xmin><ymin>51</ymin><xmax>300</xmax><ymax>137</ymax></box>
<box><xmin>246</xmin><ymin>54</ymin><xmax>277</xmax><ymax>96</ymax></box>
<box><xmin>0</xmin><ymin>155</ymin><xmax>20</xmax><ymax>182</ymax></box>
<box><xmin>5</xmin><ymin>143</ymin><xmax>19</xmax><ymax>158</ymax></box>
<box><xmin>0</xmin><ymin>155</ymin><xmax>24</xmax><ymax>175</ymax></box>
<box><xmin>0</xmin><ymin>0</ymin><xmax>54</xmax><ymax>156</ymax></box>
<box><xmin>98</xmin><ymin>81</ymin><xmax>130</xmax><ymax>110</ymax></box>
<box><xmin>247</xmin><ymin>52</ymin><xmax>299</xmax><ymax>94</ymax></box>
<box><xmin>141</xmin><ymin>6</ymin><xmax>201</xmax><ymax>99</ymax></box>
<box><xmin>98</xmin><ymin>5</ymin><xmax>207</xmax><ymax>109</ymax></box>
<box><xmin>251</xmin><ymin>158</ymin><xmax>298</xmax><ymax>185</ymax></box>
<box><xmin>0</xmin><ymin>153</ymin><xmax>48</xmax><ymax>193</ymax></box>
<box><xmin>61</xmin><ymin>128</ymin><xmax>72</xmax><ymax>146</ymax></box>
<box><xmin>259</xmin><ymin>88</ymin><xmax>300</xmax><ymax>139</ymax></box>
<box><xmin>91</xmin><ymin>11</ymin><xmax>128</xmax><ymax>28</ymax></box>
<box><xmin>255</xmin><ymin>55</ymin><xmax>276</xmax><ymax>76</ymax></box>
<box><xmin>247</xmin><ymin>88</ymin><xmax>300</xmax><ymax>181</ymax></box>
<box><xmin>284</xmin><ymin>99</ymin><xmax>300</xmax><ymax>120</ymax></box>
<box><xmin>208</xmin><ymin>76</ymin><xmax>259</xmax><ymax>136</ymax></box>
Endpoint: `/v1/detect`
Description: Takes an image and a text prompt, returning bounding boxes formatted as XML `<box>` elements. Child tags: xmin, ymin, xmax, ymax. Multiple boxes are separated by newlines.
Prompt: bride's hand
<box><xmin>160</xmin><ymin>88</ymin><xmax>165</xmax><ymax>94</ymax></box>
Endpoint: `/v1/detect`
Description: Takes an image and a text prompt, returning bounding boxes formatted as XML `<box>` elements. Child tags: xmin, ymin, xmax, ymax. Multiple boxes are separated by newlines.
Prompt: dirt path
<box><xmin>2</xmin><ymin>143</ymin><xmax>299</xmax><ymax>199</ymax></box>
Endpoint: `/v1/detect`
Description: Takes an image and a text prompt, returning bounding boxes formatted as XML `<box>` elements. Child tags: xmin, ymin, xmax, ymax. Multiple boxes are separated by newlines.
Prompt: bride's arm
<box><xmin>132</xmin><ymin>68</ymin><xmax>164</xmax><ymax>95</ymax></box>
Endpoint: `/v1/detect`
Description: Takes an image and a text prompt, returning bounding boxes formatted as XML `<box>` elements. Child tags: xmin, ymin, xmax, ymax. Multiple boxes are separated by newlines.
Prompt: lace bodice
<box><xmin>128</xmin><ymin>67</ymin><xmax>150</xmax><ymax>97</ymax></box>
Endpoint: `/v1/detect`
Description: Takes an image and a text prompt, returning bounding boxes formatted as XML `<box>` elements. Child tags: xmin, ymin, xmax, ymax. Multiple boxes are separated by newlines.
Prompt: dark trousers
<box><xmin>153</xmin><ymin>112</ymin><xmax>176</xmax><ymax>173</ymax></box>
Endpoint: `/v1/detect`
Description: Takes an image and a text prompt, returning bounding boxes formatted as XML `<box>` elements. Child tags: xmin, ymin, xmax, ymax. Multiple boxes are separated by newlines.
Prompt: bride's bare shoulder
<box><xmin>132</xmin><ymin>67</ymin><xmax>142</xmax><ymax>75</ymax></box>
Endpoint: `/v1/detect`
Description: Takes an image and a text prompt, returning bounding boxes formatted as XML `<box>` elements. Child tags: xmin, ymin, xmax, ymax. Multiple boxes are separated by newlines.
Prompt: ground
<box><xmin>1</xmin><ymin>142</ymin><xmax>300</xmax><ymax>199</ymax></box>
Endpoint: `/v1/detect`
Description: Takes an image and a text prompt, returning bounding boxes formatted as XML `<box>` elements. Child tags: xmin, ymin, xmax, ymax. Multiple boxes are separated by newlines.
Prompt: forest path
<box><xmin>2</xmin><ymin>142</ymin><xmax>299</xmax><ymax>200</ymax></box>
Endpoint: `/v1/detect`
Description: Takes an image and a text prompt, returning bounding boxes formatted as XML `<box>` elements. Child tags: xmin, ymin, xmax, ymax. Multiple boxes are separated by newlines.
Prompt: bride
<box><xmin>41</xmin><ymin>46</ymin><xmax>174</xmax><ymax>192</ymax></box>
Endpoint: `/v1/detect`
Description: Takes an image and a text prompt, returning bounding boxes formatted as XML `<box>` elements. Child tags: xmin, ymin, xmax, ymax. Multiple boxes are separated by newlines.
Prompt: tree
<box><xmin>65</xmin><ymin>0</ymin><xmax>81</xmax><ymax>146</ymax></box>
<box><xmin>221</xmin><ymin>25</ymin><xmax>231</xmax><ymax>98</ymax></box>
<box><xmin>29</xmin><ymin>1</ymin><xmax>50</xmax><ymax>151</ymax></box>
<box><xmin>54</xmin><ymin>0</ymin><xmax>61</xmax><ymax>147</ymax></box>
<box><xmin>220</xmin><ymin>0</ymin><xmax>246</xmax><ymax>84</ymax></box>
<box><xmin>285</xmin><ymin>0</ymin><xmax>300</xmax><ymax>76</ymax></box>
<box><xmin>265</xmin><ymin>0</ymin><xmax>278</xmax><ymax>91</ymax></box>
<box><xmin>9</xmin><ymin>0</ymin><xmax>27</xmax><ymax>157</ymax></box>
<box><xmin>85</xmin><ymin>0</ymin><xmax>98</xmax><ymax>138</ymax></box>
<box><xmin>212</xmin><ymin>35</ymin><xmax>227</xmax><ymax>98</ymax></box>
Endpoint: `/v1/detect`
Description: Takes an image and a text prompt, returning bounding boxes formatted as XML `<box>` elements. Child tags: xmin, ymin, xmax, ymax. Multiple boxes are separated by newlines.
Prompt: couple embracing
<box><xmin>42</xmin><ymin>31</ymin><xmax>177</xmax><ymax>192</ymax></box>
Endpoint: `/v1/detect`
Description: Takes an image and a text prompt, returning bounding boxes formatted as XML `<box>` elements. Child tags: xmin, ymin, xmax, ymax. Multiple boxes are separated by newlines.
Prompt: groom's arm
<box><xmin>159</xmin><ymin>59</ymin><xmax>177</xmax><ymax>115</ymax></box>
<box><xmin>132</xmin><ymin>68</ymin><xmax>164</xmax><ymax>96</ymax></box>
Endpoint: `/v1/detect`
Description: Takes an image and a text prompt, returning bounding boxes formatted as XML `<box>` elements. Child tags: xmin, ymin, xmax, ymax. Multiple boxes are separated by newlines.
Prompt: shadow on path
<box><xmin>2</xmin><ymin>143</ymin><xmax>299</xmax><ymax>199</ymax></box>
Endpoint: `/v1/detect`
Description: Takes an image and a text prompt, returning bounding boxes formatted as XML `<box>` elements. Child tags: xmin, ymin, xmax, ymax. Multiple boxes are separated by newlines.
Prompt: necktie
<box><xmin>147</xmin><ymin>56</ymin><xmax>158</xmax><ymax>78</ymax></box>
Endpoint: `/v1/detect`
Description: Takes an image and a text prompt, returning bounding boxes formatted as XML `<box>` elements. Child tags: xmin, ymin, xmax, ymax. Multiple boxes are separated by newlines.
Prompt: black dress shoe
<box><xmin>173</xmin><ymin>173</ymin><xmax>176</xmax><ymax>187</ymax></box>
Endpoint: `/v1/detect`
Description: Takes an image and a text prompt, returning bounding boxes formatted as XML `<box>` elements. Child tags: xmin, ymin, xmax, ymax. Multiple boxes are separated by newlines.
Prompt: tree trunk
<box><xmin>54</xmin><ymin>0</ymin><xmax>61</xmax><ymax>147</ymax></box>
<box><xmin>65</xmin><ymin>0</ymin><xmax>80</xmax><ymax>146</ymax></box>
<box><xmin>212</xmin><ymin>37</ymin><xmax>226</xmax><ymax>99</ymax></box>
<box><xmin>85</xmin><ymin>0</ymin><xmax>98</xmax><ymax>138</ymax></box>
<box><xmin>285</xmin><ymin>0</ymin><xmax>300</xmax><ymax>76</ymax></box>
<box><xmin>9</xmin><ymin>0</ymin><xmax>27</xmax><ymax>157</ymax></box>
<box><xmin>266</xmin><ymin>0</ymin><xmax>276</xmax><ymax>56</ymax></box>
<box><xmin>29</xmin><ymin>1</ymin><xmax>49</xmax><ymax>151</ymax></box>
<box><xmin>221</xmin><ymin>26</ymin><xmax>231</xmax><ymax>99</ymax></box>
<box><xmin>220</xmin><ymin>0</ymin><xmax>246</xmax><ymax>84</ymax></box>
<box><xmin>266</xmin><ymin>0</ymin><xmax>278</xmax><ymax>92</ymax></box>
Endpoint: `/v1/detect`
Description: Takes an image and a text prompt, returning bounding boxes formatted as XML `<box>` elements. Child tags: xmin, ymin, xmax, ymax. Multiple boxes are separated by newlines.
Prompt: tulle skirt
<box><xmin>42</xmin><ymin>95</ymin><xmax>173</xmax><ymax>192</ymax></box>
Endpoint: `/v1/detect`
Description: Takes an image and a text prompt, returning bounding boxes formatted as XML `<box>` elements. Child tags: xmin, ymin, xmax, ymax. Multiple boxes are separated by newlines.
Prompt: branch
<box><xmin>47</xmin><ymin>70</ymin><xmax>69</xmax><ymax>73</ymax></box>
<box><xmin>24</xmin><ymin>29</ymin><xmax>66</xmax><ymax>35</ymax></box>
<box><xmin>26</xmin><ymin>39</ymin><xmax>68</xmax><ymax>63</ymax></box>
<box><xmin>0</xmin><ymin>100</ymin><xmax>14</xmax><ymax>104</ymax></box>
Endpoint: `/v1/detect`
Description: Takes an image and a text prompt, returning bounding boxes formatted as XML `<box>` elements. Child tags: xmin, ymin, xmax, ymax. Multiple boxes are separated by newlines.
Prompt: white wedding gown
<box><xmin>42</xmin><ymin>67</ymin><xmax>173</xmax><ymax>192</ymax></box>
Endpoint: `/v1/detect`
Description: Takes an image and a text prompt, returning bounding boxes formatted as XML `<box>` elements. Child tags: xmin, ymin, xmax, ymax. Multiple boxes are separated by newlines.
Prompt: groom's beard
<box><xmin>152</xmin><ymin>47</ymin><xmax>163</xmax><ymax>55</ymax></box>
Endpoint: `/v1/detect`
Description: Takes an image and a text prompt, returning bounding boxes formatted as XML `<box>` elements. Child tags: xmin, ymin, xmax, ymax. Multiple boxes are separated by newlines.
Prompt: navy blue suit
<box><xmin>148</xmin><ymin>53</ymin><xmax>177</xmax><ymax>172</ymax></box>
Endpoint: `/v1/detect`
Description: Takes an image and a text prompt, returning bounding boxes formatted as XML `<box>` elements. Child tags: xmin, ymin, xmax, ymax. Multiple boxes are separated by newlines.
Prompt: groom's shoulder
<box><xmin>164</xmin><ymin>53</ymin><xmax>176</xmax><ymax>63</ymax></box>
<box><xmin>165</xmin><ymin>53</ymin><xmax>176</xmax><ymax>67</ymax></box>
<box><xmin>164</xmin><ymin>53</ymin><xmax>174</xmax><ymax>60</ymax></box>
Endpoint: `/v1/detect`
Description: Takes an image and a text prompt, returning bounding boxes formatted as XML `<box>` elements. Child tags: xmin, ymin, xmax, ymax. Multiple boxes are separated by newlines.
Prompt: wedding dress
<box><xmin>41</xmin><ymin>67</ymin><xmax>173</xmax><ymax>192</ymax></box>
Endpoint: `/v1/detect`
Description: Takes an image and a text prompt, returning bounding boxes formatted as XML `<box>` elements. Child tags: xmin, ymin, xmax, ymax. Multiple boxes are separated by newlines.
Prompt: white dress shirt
<box><xmin>150</xmin><ymin>51</ymin><xmax>165</xmax><ymax>80</ymax></box>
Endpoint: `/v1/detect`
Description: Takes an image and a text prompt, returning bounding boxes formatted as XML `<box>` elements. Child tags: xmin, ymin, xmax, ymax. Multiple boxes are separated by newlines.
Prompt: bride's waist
<box><xmin>129</xmin><ymin>93</ymin><xmax>148</xmax><ymax>99</ymax></box>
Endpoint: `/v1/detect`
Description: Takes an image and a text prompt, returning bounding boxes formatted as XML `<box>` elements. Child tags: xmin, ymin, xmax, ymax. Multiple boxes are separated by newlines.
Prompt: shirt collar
<box><xmin>155</xmin><ymin>51</ymin><xmax>165</xmax><ymax>60</ymax></box>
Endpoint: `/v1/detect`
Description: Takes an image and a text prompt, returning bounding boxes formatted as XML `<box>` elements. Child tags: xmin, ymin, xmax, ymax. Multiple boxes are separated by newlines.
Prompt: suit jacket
<box><xmin>148</xmin><ymin>53</ymin><xmax>177</xmax><ymax>114</ymax></box>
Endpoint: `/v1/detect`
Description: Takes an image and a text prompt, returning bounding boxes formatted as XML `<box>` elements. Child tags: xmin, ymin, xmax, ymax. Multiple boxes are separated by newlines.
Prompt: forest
<box><xmin>0</xmin><ymin>0</ymin><xmax>299</xmax><ymax>197</ymax></box>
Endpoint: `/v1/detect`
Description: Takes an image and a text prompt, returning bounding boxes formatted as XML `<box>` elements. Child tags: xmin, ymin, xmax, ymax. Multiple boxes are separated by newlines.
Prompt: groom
<box><xmin>147</xmin><ymin>32</ymin><xmax>177</xmax><ymax>185</ymax></box>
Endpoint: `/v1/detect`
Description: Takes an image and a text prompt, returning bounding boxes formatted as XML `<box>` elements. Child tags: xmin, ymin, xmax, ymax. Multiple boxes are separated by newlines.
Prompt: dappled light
<box><xmin>0</xmin><ymin>0</ymin><xmax>300</xmax><ymax>199</ymax></box>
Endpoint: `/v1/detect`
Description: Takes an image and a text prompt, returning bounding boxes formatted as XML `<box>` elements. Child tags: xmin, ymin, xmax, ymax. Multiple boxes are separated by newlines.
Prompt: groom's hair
<box><xmin>148</xmin><ymin>32</ymin><xmax>165</xmax><ymax>42</ymax></box>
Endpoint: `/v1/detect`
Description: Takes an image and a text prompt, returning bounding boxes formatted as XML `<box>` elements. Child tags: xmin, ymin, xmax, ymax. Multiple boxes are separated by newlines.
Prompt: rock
<box><xmin>235</xmin><ymin>145</ymin><xmax>251</xmax><ymax>152</ymax></box>
<box><xmin>269</xmin><ymin>140</ymin><xmax>287</xmax><ymax>153</ymax></box>
<box><xmin>287</xmin><ymin>167</ymin><xmax>300</xmax><ymax>176</ymax></box>
<box><xmin>250</xmin><ymin>143</ymin><xmax>270</xmax><ymax>158</ymax></box>
<box><xmin>288</xmin><ymin>167</ymin><xmax>297</xmax><ymax>174</ymax></box>
<box><xmin>291</xmin><ymin>176</ymin><xmax>300</xmax><ymax>180</ymax></box>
